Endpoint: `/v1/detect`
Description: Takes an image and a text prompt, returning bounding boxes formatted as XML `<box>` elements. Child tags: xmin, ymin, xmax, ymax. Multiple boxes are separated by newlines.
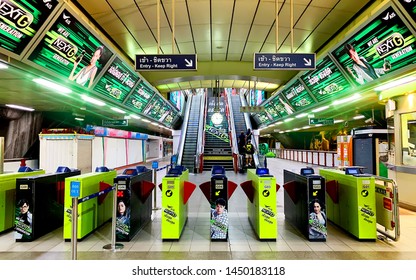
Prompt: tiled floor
<box><xmin>1</xmin><ymin>158</ymin><xmax>416</xmax><ymax>260</ymax></box>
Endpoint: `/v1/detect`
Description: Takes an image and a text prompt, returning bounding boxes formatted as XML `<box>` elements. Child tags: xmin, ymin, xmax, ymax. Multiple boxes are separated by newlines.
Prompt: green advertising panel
<box><xmin>331</xmin><ymin>5</ymin><xmax>416</xmax><ymax>86</ymax></box>
<box><xmin>281</xmin><ymin>80</ymin><xmax>317</xmax><ymax>111</ymax></box>
<box><xmin>301</xmin><ymin>56</ymin><xmax>352</xmax><ymax>102</ymax></box>
<box><xmin>263</xmin><ymin>93</ymin><xmax>295</xmax><ymax>123</ymax></box>
<box><xmin>142</xmin><ymin>93</ymin><xmax>177</xmax><ymax>123</ymax></box>
<box><xmin>0</xmin><ymin>0</ymin><xmax>59</xmax><ymax>56</ymax></box>
<box><xmin>255</xmin><ymin>111</ymin><xmax>272</xmax><ymax>126</ymax></box>
<box><xmin>396</xmin><ymin>0</ymin><xmax>416</xmax><ymax>26</ymax></box>
<box><xmin>124</xmin><ymin>80</ymin><xmax>156</xmax><ymax>113</ymax></box>
<box><xmin>28</xmin><ymin>9</ymin><xmax>113</xmax><ymax>89</ymax></box>
<box><xmin>264</xmin><ymin>102</ymin><xmax>281</xmax><ymax>122</ymax></box>
<box><xmin>93</xmin><ymin>56</ymin><xmax>139</xmax><ymax>103</ymax></box>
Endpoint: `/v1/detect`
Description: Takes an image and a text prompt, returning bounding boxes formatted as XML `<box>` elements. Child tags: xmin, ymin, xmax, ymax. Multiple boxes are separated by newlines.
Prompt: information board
<box><xmin>300</xmin><ymin>56</ymin><xmax>352</xmax><ymax>103</ymax></box>
<box><xmin>0</xmin><ymin>0</ymin><xmax>59</xmax><ymax>56</ymax></box>
<box><xmin>124</xmin><ymin>80</ymin><xmax>156</xmax><ymax>113</ymax></box>
<box><xmin>93</xmin><ymin>56</ymin><xmax>138</xmax><ymax>103</ymax></box>
<box><xmin>331</xmin><ymin>5</ymin><xmax>416</xmax><ymax>86</ymax></box>
<box><xmin>281</xmin><ymin>80</ymin><xmax>317</xmax><ymax>111</ymax></box>
<box><xmin>27</xmin><ymin>9</ymin><xmax>113</xmax><ymax>89</ymax></box>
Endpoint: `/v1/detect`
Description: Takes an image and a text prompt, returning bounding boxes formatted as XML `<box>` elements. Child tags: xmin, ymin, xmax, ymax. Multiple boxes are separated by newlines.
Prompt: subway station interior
<box><xmin>1</xmin><ymin>0</ymin><xmax>416</xmax><ymax>261</ymax></box>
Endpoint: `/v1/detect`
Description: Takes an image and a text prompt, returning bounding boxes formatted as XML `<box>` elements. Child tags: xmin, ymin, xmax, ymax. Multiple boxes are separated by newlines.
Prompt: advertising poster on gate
<box><xmin>307</xmin><ymin>177</ymin><xmax>327</xmax><ymax>241</ymax></box>
<box><xmin>116</xmin><ymin>182</ymin><xmax>131</xmax><ymax>241</ymax></box>
<box><xmin>0</xmin><ymin>0</ymin><xmax>59</xmax><ymax>57</ymax></box>
<box><xmin>27</xmin><ymin>8</ymin><xmax>113</xmax><ymax>89</ymax></box>
<box><xmin>15</xmin><ymin>192</ymin><xmax>33</xmax><ymax>241</ymax></box>
<box><xmin>331</xmin><ymin>5</ymin><xmax>416</xmax><ymax>87</ymax></box>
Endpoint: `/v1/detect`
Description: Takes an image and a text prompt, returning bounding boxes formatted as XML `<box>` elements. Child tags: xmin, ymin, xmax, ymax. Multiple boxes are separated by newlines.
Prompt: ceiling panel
<box><xmin>295</xmin><ymin>6</ymin><xmax>332</xmax><ymax>31</ymax></box>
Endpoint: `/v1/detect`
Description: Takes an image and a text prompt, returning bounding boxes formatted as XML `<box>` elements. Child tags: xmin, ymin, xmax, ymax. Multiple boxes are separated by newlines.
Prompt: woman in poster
<box><xmin>116</xmin><ymin>198</ymin><xmax>130</xmax><ymax>239</ymax></box>
<box><xmin>69</xmin><ymin>46</ymin><xmax>104</xmax><ymax>88</ymax></box>
<box><xmin>309</xmin><ymin>198</ymin><xmax>327</xmax><ymax>239</ymax></box>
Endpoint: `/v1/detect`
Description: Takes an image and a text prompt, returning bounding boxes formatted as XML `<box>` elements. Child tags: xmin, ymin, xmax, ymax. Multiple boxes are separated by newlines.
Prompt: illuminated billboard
<box><xmin>124</xmin><ymin>80</ymin><xmax>156</xmax><ymax>113</ymax></box>
<box><xmin>281</xmin><ymin>80</ymin><xmax>317</xmax><ymax>111</ymax></box>
<box><xmin>93</xmin><ymin>56</ymin><xmax>139</xmax><ymax>103</ymax></box>
<box><xmin>0</xmin><ymin>0</ymin><xmax>59</xmax><ymax>56</ymax></box>
<box><xmin>331</xmin><ymin>5</ymin><xmax>416</xmax><ymax>86</ymax></box>
<box><xmin>300</xmin><ymin>56</ymin><xmax>352</xmax><ymax>102</ymax></box>
<box><xmin>27</xmin><ymin>8</ymin><xmax>113</xmax><ymax>88</ymax></box>
<box><xmin>142</xmin><ymin>93</ymin><xmax>178</xmax><ymax>125</ymax></box>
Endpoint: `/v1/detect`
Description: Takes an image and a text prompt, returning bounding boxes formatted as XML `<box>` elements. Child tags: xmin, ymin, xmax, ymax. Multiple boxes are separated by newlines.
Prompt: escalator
<box><xmin>179</xmin><ymin>94</ymin><xmax>204</xmax><ymax>172</ymax></box>
<box><xmin>203</xmin><ymin>96</ymin><xmax>233</xmax><ymax>171</ymax></box>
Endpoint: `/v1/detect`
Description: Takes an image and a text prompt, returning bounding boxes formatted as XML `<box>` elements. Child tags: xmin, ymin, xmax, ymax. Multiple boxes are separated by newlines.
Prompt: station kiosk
<box><xmin>63</xmin><ymin>167</ymin><xmax>117</xmax><ymax>240</ymax></box>
<box><xmin>283</xmin><ymin>167</ymin><xmax>326</xmax><ymax>241</ymax></box>
<box><xmin>114</xmin><ymin>166</ymin><xmax>154</xmax><ymax>241</ymax></box>
<box><xmin>14</xmin><ymin>166</ymin><xmax>81</xmax><ymax>241</ymax></box>
<box><xmin>319</xmin><ymin>166</ymin><xmax>376</xmax><ymax>240</ymax></box>
<box><xmin>199</xmin><ymin>166</ymin><xmax>237</xmax><ymax>241</ymax></box>
<box><xmin>240</xmin><ymin>167</ymin><xmax>279</xmax><ymax>240</ymax></box>
<box><xmin>0</xmin><ymin>167</ymin><xmax>45</xmax><ymax>233</ymax></box>
<box><xmin>160</xmin><ymin>165</ymin><xmax>196</xmax><ymax>240</ymax></box>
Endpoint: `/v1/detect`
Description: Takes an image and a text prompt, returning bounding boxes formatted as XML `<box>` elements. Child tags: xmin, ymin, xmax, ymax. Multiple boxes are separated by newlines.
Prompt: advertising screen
<box><xmin>248</xmin><ymin>89</ymin><xmax>266</xmax><ymax>106</ymax></box>
<box><xmin>93</xmin><ymin>56</ymin><xmax>139</xmax><ymax>103</ymax></box>
<box><xmin>300</xmin><ymin>56</ymin><xmax>352</xmax><ymax>102</ymax></box>
<box><xmin>28</xmin><ymin>9</ymin><xmax>113</xmax><ymax>89</ymax></box>
<box><xmin>124</xmin><ymin>80</ymin><xmax>156</xmax><ymax>113</ymax></box>
<box><xmin>281</xmin><ymin>80</ymin><xmax>317</xmax><ymax>111</ymax></box>
<box><xmin>142</xmin><ymin>93</ymin><xmax>177</xmax><ymax>124</ymax></box>
<box><xmin>331</xmin><ymin>5</ymin><xmax>416</xmax><ymax>86</ymax></box>
<box><xmin>169</xmin><ymin>91</ymin><xmax>185</xmax><ymax>111</ymax></box>
<box><xmin>0</xmin><ymin>0</ymin><xmax>59</xmax><ymax>56</ymax></box>
<box><xmin>396</xmin><ymin>0</ymin><xmax>416</xmax><ymax>24</ymax></box>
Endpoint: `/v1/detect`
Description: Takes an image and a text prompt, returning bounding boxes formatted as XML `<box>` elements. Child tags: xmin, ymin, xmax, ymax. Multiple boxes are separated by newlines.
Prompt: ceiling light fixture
<box><xmin>0</xmin><ymin>62</ymin><xmax>8</xmax><ymax>69</ymax></box>
<box><xmin>353</xmin><ymin>114</ymin><xmax>365</xmax><ymax>120</ymax></box>
<box><xmin>334</xmin><ymin>119</ymin><xmax>344</xmax><ymax>124</ymax></box>
<box><xmin>374</xmin><ymin>76</ymin><xmax>416</xmax><ymax>91</ymax></box>
<box><xmin>32</xmin><ymin>78</ymin><xmax>72</xmax><ymax>95</ymax></box>
<box><xmin>284</xmin><ymin>117</ymin><xmax>294</xmax><ymax>122</ymax></box>
<box><xmin>81</xmin><ymin>95</ymin><xmax>106</xmax><ymax>106</ymax></box>
<box><xmin>332</xmin><ymin>93</ymin><xmax>361</xmax><ymax>105</ymax></box>
<box><xmin>130</xmin><ymin>114</ymin><xmax>141</xmax><ymax>119</ymax></box>
<box><xmin>111</xmin><ymin>107</ymin><xmax>126</xmax><ymax>114</ymax></box>
<box><xmin>74</xmin><ymin>117</ymin><xmax>84</xmax><ymax>121</ymax></box>
<box><xmin>312</xmin><ymin>105</ymin><xmax>329</xmax><ymax>113</ymax></box>
<box><xmin>5</xmin><ymin>104</ymin><xmax>34</xmax><ymax>111</ymax></box>
<box><xmin>295</xmin><ymin>113</ymin><xmax>308</xmax><ymax>118</ymax></box>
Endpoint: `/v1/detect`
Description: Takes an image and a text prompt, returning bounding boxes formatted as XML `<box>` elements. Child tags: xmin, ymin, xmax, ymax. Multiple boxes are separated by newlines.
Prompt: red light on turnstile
<box><xmin>383</xmin><ymin>197</ymin><xmax>392</xmax><ymax>211</ymax></box>
<box><xmin>391</xmin><ymin>221</ymin><xmax>395</xmax><ymax>228</ymax></box>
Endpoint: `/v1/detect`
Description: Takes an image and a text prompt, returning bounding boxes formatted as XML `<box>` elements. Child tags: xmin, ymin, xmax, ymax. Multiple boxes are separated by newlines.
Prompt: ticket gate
<box><xmin>15</xmin><ymin>166</ymin><xmax>81</xmax><ymax>241</ymax></box>
<box><xmin>0</xmin><ymin>167</ymin><xmax>45</xmax><ymax>233</ymax></box>
<box><xmin>63</xmin><ymin>167</ymin><xmax>117</xmax><ymax>240</ymax></box>
<box><xmin>283</xmin><ymin>167</ymin><xmax>326</xmax><ymax>241</ymax></box>
<box><xmin>160</xmin><ymin>165</ymin><xmax>196</xmax><ymax>240</ymax></box>
<box><xmin>319</xmin><ymin>167</ymin><xmax>376</xmax><ymax>240</ymax></box>
<box><xmin>199</xmin><ymin>166</ymin><xmax>237</xmax><ymax>241</ymax></box>
<box><xmin>240</xmin><ymin>167</ymin><xmax>279</xmax><ymax>240</ymax></box>
<box><xmin>114</xmin><ymin>166</ymin><xmax>154</xmax><ymax>241</ymax></box>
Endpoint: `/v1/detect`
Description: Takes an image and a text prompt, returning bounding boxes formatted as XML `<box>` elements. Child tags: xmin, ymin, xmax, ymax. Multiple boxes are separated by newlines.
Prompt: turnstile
<box><xmin>15</xmin><ymin>166</ymin><xmax>80</xmax><ymax>241</ymax></box>
<box><xmin>241</xmin><ymin>167</ymin><xmax>279</xmax><ymax>240</ymax></box>
<box><xmin>114</xmin><ymin>166</ymin><xmax>154</xmax><ymax>241</ymax></box>
<box><xmin>283</xmin><ymin>167</ymin><xmax>326</xmax><ymax>241</ymax></box>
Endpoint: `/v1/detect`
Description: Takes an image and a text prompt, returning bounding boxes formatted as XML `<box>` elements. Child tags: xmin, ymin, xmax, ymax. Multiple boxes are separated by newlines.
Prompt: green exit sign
<box><xmin>309</xmin><ymin>118</ymin><xmax>334</xmax><ymax>125</ymax></box>
<box><xmin>102</xmin><ymin>119</ymin><xmax>128</xmax><ymax>126</ymax></box>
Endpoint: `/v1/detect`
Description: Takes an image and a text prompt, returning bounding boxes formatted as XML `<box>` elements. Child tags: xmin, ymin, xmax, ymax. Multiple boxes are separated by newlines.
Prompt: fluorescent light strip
<box><xmin>111</xmin><ymin>107</ymin><xmax>126</xmax><ymax>114</ymax></box>
<box><xmin>142</xmin><ymin>119</ymin><xmax>151</xmax><ymax>123</ymax></box>
<box><xmin>284</xmin><ymin>117</ymin><xmax>294</xmax><ymax>122</ymax></box>
<box><xmin>374</xmin><ymin>76</ymin><xmax>416</xmax><ymax>91</ymax></box>
<box><xmin>130</xmin><ymin>114</ymin><xmax>141</xmax><ymax>119</ymax></box>
<box><xmin>332</xmin><ymin>93</ymin><xmax>361</xmax><ymax>105</ymax></box>
<box><xmin>302</xmin><ymin>126</ymin><xmax>311</xmax><ymax>129</ymax></box>
<box><xmin>0</xmin><ymin>62</ymin><xmax>8</xmax><ymax>69</ymax></box>
<box><xmin>353</xmin><ymin>115</ymin><xmax>365</xmax><ymax>120</ymax></box>
<box><xmin>312</xmin><ymin>105</ymin><xmax>329</xmax><ymax>113</ymax></box>
<box><xmin>33</xmin><ymin>78</ymin><xmax>72</xmax><ymax>94</ymax></box>
<box><xmin>295</xmin><ymin>113</ymin><xmax>308</xmax><ymax>118</ymax></box>
<box><xmin>81</xmin><ymin>95</ymin><xmax>106</xmax><ymax>106</ymax></box>
<box><xmin>5</xmin><ymin>104</ymin><xmax>34</xmax><ymax>111</ymax></box>
<box><xmin>74</xmin><ymin>117</ymin><xmax>84</xmax><ymax>121</ymax></box>
<box><xmin>334</xmin><ymin>119</ymin><xmax>344</xmax><ymax>124</ymax></box>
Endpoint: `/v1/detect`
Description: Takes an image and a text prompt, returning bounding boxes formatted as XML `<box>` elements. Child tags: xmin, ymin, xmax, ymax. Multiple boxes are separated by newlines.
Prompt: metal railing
<box><xmin>274</xmin><ymin>148</ymin><xmax>338</xmax><ymax>167</ymax></box>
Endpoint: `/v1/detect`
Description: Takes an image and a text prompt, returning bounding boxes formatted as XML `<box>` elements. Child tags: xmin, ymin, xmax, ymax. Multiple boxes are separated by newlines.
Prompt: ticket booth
<box><xmin>114</xmin><ymin>166</ymin><xmax>154</xmax><ymax>241</ymax></box>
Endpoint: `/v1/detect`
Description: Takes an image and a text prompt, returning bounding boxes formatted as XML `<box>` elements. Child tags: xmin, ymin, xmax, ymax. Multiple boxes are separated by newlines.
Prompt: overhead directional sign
<box><xmin>254</xmin><ymin>53</ymin><xmax>316</xmax><ymax>70</ymax></box>
<box><xmin>309</xmin><ymin>118</ymin><xmax>334</xmax><ymax>125</ymax></box>
<box><xmin>102</xmin><ymin>119</ymin><xmax>128</xmax><ymax>126</ymax></box>
<box><xmin>135</xmin><ymin>54</ymin><xmax>197</xmax><ymax>71</ymax></box>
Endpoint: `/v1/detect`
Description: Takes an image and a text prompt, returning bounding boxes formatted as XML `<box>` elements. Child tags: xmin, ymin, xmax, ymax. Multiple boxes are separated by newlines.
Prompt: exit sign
<box><xmin>102</xmin><ymin>119</ymin><xmax>128</xmax><ymax>126</ymax></box>
<box><xmin>309</xmin><ymin>118</ymin><xmax>334</xmax><ymax>125</ymax></box>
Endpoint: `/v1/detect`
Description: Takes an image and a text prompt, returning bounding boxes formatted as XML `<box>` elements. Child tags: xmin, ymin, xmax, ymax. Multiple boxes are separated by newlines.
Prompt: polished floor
<box><xmin>1</xmin><ymin>158</ymin><xmax>416</xmax><ymax>260</ymax></box>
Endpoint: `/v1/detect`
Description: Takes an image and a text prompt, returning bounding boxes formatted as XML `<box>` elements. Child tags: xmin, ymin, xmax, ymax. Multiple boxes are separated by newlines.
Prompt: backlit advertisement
<box><xmin>142</xmin><ymin>94</ymin><xmax>177</xmax><ymax>125</ymax></box>
<box><xmin>93</xmin><ymin>56</ymin><xmax>139</xmax><ymax>103</ymax></box>
<box><xmin>331</xmin><ymin>5</ymin><xmax>416</xmax><ymax>86</ymax></box>
<box><xmin>28</xmin><ymin>9</ymin><xmax>113</xmax><ymax>88</ymax></box>
<box><xmin>281</xmin><ymin>80</ymin><xmax>317</xmax><ymax>111</ymax></box>
<box><xmin>124</xmin><ymin>80</ymin><xmax>155</xmax><ymax>113</ymax></box>
<box><xmin>0</xmin><ymin>0</ymin><xmax>59</xmax><ymax>56</ymax></box>
<box><xmin>301</xmin><ymin>56</ymin><xmax>352</xmax><ymax>102</ymax></box>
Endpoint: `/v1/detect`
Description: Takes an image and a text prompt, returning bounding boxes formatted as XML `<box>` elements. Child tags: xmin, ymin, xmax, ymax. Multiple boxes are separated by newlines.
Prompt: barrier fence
<box><xmin>272</xmin><ymin>148</ymin><xmax>339</xmax><ymax>167</ymax></box>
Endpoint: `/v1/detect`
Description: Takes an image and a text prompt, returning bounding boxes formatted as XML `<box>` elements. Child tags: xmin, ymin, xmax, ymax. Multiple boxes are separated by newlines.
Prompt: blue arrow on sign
<box><xmin>135</xmin><ymin>54</ymin><xmax>197</xmax><ymax>71</ymax></box>
<box><xmin>254</xmin><ymin>53</ymin><xmax>316</xmax><ymax>70</ymax></box>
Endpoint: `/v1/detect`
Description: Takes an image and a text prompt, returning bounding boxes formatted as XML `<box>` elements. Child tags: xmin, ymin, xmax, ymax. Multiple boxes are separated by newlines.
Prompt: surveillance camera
<box><xmin>365</xmin><ymin>118</ymin><xmax>373</xmax><ymax>124</ymax></box>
